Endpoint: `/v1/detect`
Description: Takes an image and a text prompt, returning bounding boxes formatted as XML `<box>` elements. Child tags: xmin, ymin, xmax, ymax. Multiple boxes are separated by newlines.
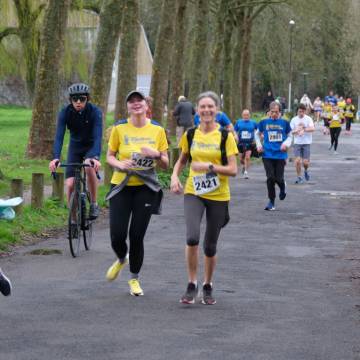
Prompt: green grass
<box><xmin>0</xmin><ymin>198</ymin><xmax>68</xmax><ymax>251</ymax></box>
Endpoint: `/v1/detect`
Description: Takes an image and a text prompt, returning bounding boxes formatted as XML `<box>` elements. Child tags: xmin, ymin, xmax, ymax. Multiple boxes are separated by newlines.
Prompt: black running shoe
<box><xmin>180</xmin><ymin>282</ymin><xmax>198</xmax><ymax>304</ymax></box>
<box><xmin>0</xmin><ymin>269</ymin><xmax>12</xmax><ymax>296</ymax></box>
<box><xmin>202</xmin><ymin>283</ymin><xmax>216</xmax><ymax>305</ymax></box>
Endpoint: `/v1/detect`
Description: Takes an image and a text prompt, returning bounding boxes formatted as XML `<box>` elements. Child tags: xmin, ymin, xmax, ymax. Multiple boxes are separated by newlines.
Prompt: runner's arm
<box><xmin>53</xmin><ymin>110</ymin><xmax>67</xmax><ymax>160</ymax></box>
<box><xmin>170</xmin><ymin>152</ymin><xmax>189</xmax><ymax>194</ymax></box>
<box><xmin>191</xmin><ymin>155</ymin><xmax>237</xmax><ymax>177</ymax></box>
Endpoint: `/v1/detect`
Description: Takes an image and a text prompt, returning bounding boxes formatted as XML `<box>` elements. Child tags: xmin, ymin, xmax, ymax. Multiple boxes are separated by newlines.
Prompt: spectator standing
<box><xmin>173</xmin><ymin>96</ymin><xmax>195</xmax><ymax>144</ymax></box>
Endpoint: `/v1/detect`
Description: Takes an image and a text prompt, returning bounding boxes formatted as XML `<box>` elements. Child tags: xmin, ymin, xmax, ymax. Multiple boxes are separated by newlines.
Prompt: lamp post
<box><xmin>288</xmin><ymin>19</ymin><xmax>295</xmax><ymax>112</ymax></box>
<box><xmin>302</xmin><ymin>72</ymin><xmax>309</xmax><ymax>94</ymax></box>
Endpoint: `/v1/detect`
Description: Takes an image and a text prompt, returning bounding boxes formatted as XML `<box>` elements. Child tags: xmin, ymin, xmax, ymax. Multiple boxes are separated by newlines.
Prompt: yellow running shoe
<box><xmin>128</xmin><ymin>278</ymin><xmax>144</xmax><ymax>296</ymax></box>
<box><xmin>106</xmin><ymin>259</ymin><xmax>128</xmax><ymax>281</ymax></box>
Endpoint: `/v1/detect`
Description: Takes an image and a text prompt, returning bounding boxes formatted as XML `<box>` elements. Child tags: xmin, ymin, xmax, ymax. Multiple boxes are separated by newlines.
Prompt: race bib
<box><xmin>345</xmin><ymin>111</ymin><xmax>353</xmax><ymax>117</ymax></box>
<box><xmin>268</xmin><ymin>131</ymin><xmax>283</xmax><ymax>142</ymax></box>
<box><xmin>131</xmin><ymin>152</ymin><xmax>155</xmax><ymax>169</ymax></box>
<box><xmin>241</xmin><ymin>131</ymin><xmax>252</xmax><ymax>139</ymax></box>
<box><xmin>192</xmin><ymin>172</ymin><xmax>220</xmax><ymax>196</ymax></box>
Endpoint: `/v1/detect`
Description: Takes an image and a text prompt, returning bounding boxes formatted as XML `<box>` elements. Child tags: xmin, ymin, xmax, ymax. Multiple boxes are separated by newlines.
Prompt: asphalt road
<box><xmin>1</xmin><ymin>123</ymin><xmax>360</xmax><ymax>360</ymax></box>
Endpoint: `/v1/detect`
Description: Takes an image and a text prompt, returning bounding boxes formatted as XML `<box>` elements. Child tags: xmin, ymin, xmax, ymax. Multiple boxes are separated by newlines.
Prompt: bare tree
<box><xmin>27</xmin><ymin>0</ymin><xmax>71</xmax><ymax>159</ymax></box>
<box><xmin>149</xmin><ymin>0</ymin><xmax>177</xmax><ymax>123</ymax></box>
<box><xmin>168</xmin><ymin>0</ymin><xmax>189</xmax><ymax>135</ymax></box>
<box><xmin>114</xmin><ymin>0</ymin><xmax>141</xmax><ymax>120</ymax></box>
<box><xmin>90</xmin><ymin>0</ymin><xmax>123</xmax><ymax>117</ymax></box>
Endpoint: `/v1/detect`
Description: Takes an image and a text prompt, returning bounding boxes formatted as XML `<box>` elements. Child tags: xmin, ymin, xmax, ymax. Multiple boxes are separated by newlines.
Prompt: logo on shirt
<box><xmin>191</xmin><ymin>140</ymin><xmax>219</xmax><ymax>151</ymax></box>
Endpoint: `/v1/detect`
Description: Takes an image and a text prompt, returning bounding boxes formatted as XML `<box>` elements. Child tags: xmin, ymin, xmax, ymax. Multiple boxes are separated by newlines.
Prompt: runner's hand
<box><xmin>140</xmin><ymin>146</ymin><xmax>160</xmax><ymax>159</ymax></box>
<box><xmin>49</xmin><ymin>159</ymin><xmax>60</xmax><ymax>172</ymax></box>
<box><xmin>118</xmin><ymin>159</ymin><xmax>134</xmax><ymax>171</ymax></box>
<box><xmin>170</xmin><ymin>176</ymin><xmax>183</xmax><ymax>194</ymax></box>
<box><xmin>280</xmin><ymin>144</ymin><xmax>288</xmax><ymax>152</ymax></box>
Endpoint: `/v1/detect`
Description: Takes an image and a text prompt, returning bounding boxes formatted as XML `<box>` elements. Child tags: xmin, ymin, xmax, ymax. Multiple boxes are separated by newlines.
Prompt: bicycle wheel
<box><xmin>83</xmin><ymin>192</ymin><xmax>93</xmax><ymax>251</ymax></box>
<box><xmin>68</xmin><ymin>191</ymin><xmax>82</xmax><ymax>258</ymax></box>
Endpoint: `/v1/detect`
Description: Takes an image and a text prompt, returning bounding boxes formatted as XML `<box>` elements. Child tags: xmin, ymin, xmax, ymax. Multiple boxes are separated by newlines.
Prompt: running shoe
<box><xmin>264</xmin><ymin>201</ymin><xmax>275</xmax><ymax>211</ymax></box>
<box><xmin>241</xmin><ymin>167</ymin><xmax>245</xmax><ymax>175</ymax></box>
<box><xmin>128</xmin><ymin>278</ymin><xmax>144</xmax><ymax>296</ymax></box>
<box><xmin>304</xmin><ymin>171</ymin><xmax>310</xmax><ymax>181</ymax></box>
<box><xmin>0</xmin><ymin>269</ymin><xmax>12</xmax><ymax>296</ymax></box>
<box><xmin>295</xmin><ymin>176</ymin><xmax>304</xmax><ymax>184</ymax></box>
<box><xmin>328</xmin><ymin>144</ymin><xmax>333</xmax><ymax>150</ymax></box>
<box><xmin>333</xmin><ymin>151</ymin><xmax>338</xmax><ymax>155</ymax></box>
<box><xmin>243</xmin><ymin>170</ymin><xmax>249</xmax><ymax>179</ymax></box>
<box><xmin>202</xmin><ymin>283</ymin><xmax>216</xmax><ymax>305</ymax></box>
<box><xmin>279</xmin><ymin>182</ymin><xmax>287</xmax><ymax>200</ymax></box>
<box><xmin>89</xmin><ymin>203</ymin><xmax>99</xmax><ymax>220</ymax></box>
<box><xmin>106</xmin><ymin>258</ymin><xmax>128</xmax><ymax>281</ymax></box>
<box><xmin>180</xmin><ymin>282</ymin><xmax>198</xmax><ymax>304</ymax></box>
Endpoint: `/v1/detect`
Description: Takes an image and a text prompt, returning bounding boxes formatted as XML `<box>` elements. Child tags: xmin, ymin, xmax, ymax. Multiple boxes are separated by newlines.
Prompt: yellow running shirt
<box><xmin>179</xmin><ymin>128</ymin><xmax>238</xmax><ymax>201</ymax></box>
<box><xmin>329</xmin><ymin>113</ymin><xmax>342</xmax><ymax>128</ymax></box>
<box><xmin>108</xmin><ymin>119</ymin><xmax>168</xmax><ymax>186</ymax></box>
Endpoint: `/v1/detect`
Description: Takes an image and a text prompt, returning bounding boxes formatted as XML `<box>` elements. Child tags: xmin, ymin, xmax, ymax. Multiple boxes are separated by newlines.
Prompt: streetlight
<box><xmin>302</xmin><ymin>72</ymin><xmax>309</xmax><ymax>94</ymax></box>
<box><xmin>288</xmin><ymin>19</ymin><xmax>295</xmax><ymax>112</ymax></box>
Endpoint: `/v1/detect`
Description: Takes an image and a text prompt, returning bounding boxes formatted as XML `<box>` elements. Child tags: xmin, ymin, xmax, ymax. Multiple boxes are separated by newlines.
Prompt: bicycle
<box><xmin>52</xmin><ymin>162</ymin><xmax>100</xmax><ymax>258</ymax></box>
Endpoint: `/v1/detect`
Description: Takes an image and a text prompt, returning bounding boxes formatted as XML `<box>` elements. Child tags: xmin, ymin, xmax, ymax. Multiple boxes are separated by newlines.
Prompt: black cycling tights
<box><xmin>109</xmin><ymin>185</ymin><xmax>156</xmax><ymax>275</ymax></box>
<box><xmin>330</xmin><ymin>127</ymin><xmax>341</xmax><ymax>151</ymax></box>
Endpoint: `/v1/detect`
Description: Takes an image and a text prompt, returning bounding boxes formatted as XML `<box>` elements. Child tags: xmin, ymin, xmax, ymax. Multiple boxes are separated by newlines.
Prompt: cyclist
<box><xmin>49</xmin><ymin>83</ymin><xmax>102</xmax><ymax>220</ymax></box>
<box><xmin>255</xmin><ymin>101</ymin><xmax>292</xmax><ymax>211</ymax></box>
<box><xmin>290</xmin><ymin>103</ymin><xmax>315</xmax><ymax>184</ymax></box>
<box><xmin>105</xmin><ymin>90</ymin><xmax>169</xmax><ymax>297</ymax></box>
<box><xmin>234</xmin><ymin>109</ymin><xmax>257</xmax><ymax>179</ymax></box>
<box><xmin>344</xmin><ymin>98</ymin><xmax>356</xmax><ymax>135</ymax></box>
<box><xmin>0</xmin><ymin>268</ymin><xmax>11</xmax><ymax>296</ymax></box>
<box><xmin>170</xmin><ymin>91</ymin><xmax>238</xmax><ymax>305</ymax></box>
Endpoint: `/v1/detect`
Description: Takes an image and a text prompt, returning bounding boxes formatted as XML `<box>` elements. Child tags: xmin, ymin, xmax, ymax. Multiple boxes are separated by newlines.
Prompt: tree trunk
<box><xmin>188</xmin><ymin>0</ymin><xmax>210</xmax><ymax>102</ymax></box>
<box><xmin>12</xmin><ymin>0</ymin><xmax>45</xmax><ymax>104</ymax></box>
<box><xmin>240</xmin><ymin>16</ymin><xmax>253</xmax><ymax>110</ymax></box>
<box><xmin>149</xmin><ymin>0</ymin><xmax>177</xmax><ymax>124</ymax></box>
<box><xmin>90</xmin><ymin>0</ymin><xmax>123</xmax><ymax>117</ymax></box>
<box><xmin>168</xmin><ymin>0</ymin><xmax>189</xmax><ymax>136</ymax></box>
<box><xmin>232</xmin><ymin>22</ymin><xmax>245</xmax><ymax>119</ymax></box>
<box><xmin>207</xmin><ymin>0</ymin><xmax>227</xmax><ymax>93</ymax></box>
<box><xmin>26</xmin><ymin>0</ymin><xmax>71</xmax><ymax>159</ymax></box>
<box><xmin>223</xmin><ymin>14</ymin><xmax>234</xmax><ymax>119</ymax></box>
<box><xmin>114</xmin><ymin>0</ymin><xmax>140</xmax><ymax>120</ymax></box>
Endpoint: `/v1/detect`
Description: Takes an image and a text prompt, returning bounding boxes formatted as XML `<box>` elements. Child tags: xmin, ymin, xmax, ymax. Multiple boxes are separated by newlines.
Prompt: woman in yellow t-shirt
<box><xmin>170</xmin><ymin>91</ymin><xmax>238</xmax><ymax>305</ymax></box>
<box><xmin>329</xmin><ymin>106</ymin><xmax>342</xmax><ymax>154</ymax></box>
<box><xmin>105</xmin><ymin>90</ymin><xmax>169</xmax><ymax>296</ymax></box>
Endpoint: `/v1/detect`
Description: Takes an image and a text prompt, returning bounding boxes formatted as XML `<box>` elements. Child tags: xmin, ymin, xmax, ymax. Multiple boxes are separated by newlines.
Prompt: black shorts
<box><xmin>65</xmin><ymin>145</ymin><xmax>92</xmax><ymax>178</ymax></box>
<box><xmin>237</xmin><ymin>142</ymin><xmax>256</xmax><ymax>154</ymax></box>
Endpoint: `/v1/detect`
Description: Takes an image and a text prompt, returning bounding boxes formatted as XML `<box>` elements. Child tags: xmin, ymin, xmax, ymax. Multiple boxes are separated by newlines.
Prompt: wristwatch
<box><xmin>208</xmin><ymin>164</ymin><xmax>215</xmax><ymax>172</ymax></box>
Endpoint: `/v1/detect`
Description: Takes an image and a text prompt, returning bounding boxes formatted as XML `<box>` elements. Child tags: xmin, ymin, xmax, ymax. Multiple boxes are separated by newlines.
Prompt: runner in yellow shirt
<box><xmin>171</xmin><ymin>91</ymin><xmax>238</xmax><ymax>305</ymax></box>
<box><xmin>344</xmin><ymin>98</ymin><xmax>356</xmax><ymax>135</ymax></box>
<box><xmin>329</xmin><ymin>106</ymin><xmax>342</xmax><ymax>154</ymax></box>
<box><xmin>105</xmin><ymin>90</ymin><xmax>169</xmax><ymax>296</ymax></box>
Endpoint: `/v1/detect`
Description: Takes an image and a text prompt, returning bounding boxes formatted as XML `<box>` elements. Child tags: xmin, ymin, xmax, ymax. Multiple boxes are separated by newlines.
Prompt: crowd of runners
<box><xmin>1</xmin><ymin>84</ymin><xmax>356</xmax><ymax>306</ymax></box>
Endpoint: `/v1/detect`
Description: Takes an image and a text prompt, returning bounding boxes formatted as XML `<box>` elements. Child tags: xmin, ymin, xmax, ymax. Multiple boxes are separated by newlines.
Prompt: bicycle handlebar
<box><xmin>51</xmin><ymin>162</ymin><xmax>101</xmax><ymax>180</ymax></box>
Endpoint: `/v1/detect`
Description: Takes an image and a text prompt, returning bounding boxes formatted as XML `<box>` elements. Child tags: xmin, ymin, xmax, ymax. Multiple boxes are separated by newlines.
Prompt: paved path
<box><xmin>1</xmin><ymin>124</ymin><xmax>360</xmax><ymax>360</ymax></box>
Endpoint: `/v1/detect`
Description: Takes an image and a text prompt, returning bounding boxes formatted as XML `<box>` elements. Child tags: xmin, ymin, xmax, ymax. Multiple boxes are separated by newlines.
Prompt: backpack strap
<box><xmin>186</xmin><ymin>126</ymin><xmax>197</xmax><ymax>163</ymax></box>
<box><xmin>187</xmin><ymin>126</ymin><xmax>228</xmax><ymax>165</ymax></box>
<box><xmin>220</xmin><ymin>128</ymin><xmax>228</xmax><ymax>165</ymax></box>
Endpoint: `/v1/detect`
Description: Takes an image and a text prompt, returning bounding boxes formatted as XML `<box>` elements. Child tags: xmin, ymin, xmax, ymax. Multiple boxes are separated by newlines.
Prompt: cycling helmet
<box><xmin>68</xmin><ymin>83</ymin><xmax>90</xmax><ymax>96</ymax></box>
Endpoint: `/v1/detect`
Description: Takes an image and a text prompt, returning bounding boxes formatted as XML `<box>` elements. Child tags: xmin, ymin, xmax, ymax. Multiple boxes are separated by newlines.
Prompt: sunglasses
<box><xmin>71</xmin><ymin>95</ymin><xmax>87</xmax><ymax>103</ymax></box>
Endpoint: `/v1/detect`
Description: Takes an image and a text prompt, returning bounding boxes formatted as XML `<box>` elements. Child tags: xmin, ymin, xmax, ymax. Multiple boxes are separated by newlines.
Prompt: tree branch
<box><xmin>0</xmin><ymin>27</ymin><xmax>19</xmax><ymax>42</ymax></box>
<box><xmin>230</xmin><ymin>0</ymin><xmax>288</xmax><ymax>10</ymax></box>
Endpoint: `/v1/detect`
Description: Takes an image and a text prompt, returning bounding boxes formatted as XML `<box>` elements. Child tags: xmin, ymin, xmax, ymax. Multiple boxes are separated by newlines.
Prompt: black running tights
<box><xmin>330</xmin><ymin>127</ymin><xmax>341</xmax><ymax>151</ymax></box>
<box><xmin>262</xmin><ymin>158</ymin><xmax>286</xmax><ymax>203</ymax></box>
<box><xmin>109</xmin><ymin>185</ymin><xmax>156</xmax><ymax>274</ymax></box>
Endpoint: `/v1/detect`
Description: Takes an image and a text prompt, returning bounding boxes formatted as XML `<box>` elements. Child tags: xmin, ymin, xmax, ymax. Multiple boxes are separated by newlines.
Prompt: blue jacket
<box><xmin>53</xmin><ymin>103</ymin><xmax>103</xmax><ymax>159</ymax></box>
